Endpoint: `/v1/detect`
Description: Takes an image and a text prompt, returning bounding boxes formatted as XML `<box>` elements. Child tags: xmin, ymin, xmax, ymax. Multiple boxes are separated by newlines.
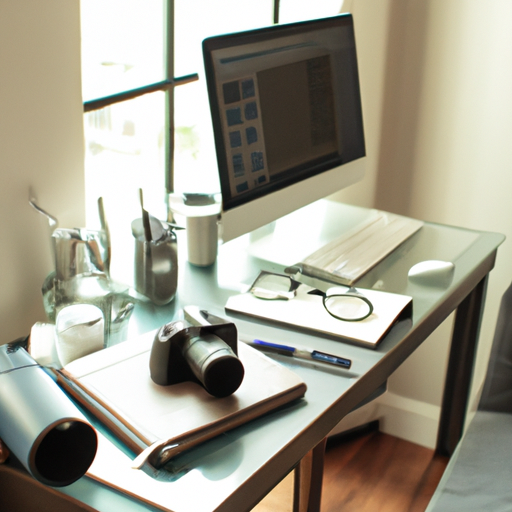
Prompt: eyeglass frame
<box><xmin>249</xmin><ymin>271</ymin><xmax>374</xmax><ymax>322</ymax></box>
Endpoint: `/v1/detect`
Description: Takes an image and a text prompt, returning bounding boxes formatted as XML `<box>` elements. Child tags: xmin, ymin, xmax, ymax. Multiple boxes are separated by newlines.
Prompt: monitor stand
<box><xmin>245</xmin><ymin>199</ymin><xmax>375</xmax><ymax>268</ymax></box>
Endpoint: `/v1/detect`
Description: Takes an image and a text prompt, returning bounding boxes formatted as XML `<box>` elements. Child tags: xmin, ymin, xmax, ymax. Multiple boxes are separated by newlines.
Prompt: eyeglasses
<box><xmin>250</xmin><ymin>271</ymin><xmax>373</xmax><ymax>322</ymax></box>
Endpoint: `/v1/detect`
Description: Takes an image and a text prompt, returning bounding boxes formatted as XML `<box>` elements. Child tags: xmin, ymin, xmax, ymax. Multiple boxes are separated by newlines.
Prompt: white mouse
<box><xmin>408</xmin><ymin>260</ymin><xmax>455</xmax><ymax>288</ymax></box>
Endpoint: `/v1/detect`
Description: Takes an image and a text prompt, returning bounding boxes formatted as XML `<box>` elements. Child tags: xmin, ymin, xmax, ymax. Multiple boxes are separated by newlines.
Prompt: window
<box><xmin>80</xmin><ymin>0</ymin><xmax>343</xmax><ymax>277</ymax></box>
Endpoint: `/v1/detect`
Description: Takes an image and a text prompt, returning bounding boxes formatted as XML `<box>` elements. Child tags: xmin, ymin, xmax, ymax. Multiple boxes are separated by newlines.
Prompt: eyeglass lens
<box><xmin>323</xmin><ymin>294</ymin><xmax>372</xmax><ymax>321</ymax></box>
<box><xmin>251</xmin><ymin>272</ymin><xmax>373</xmax><ymax>321</ymax></box>
<box><xmin>253</xmin><ymin>273</ymin><xmax>293</xmax><ymax>293</ymax></box>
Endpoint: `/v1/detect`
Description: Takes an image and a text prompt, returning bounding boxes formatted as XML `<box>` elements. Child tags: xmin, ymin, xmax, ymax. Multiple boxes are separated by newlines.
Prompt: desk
<box><xmin>59</xmin><ymin>201</ymin><xmax>503</xmax><ymax>512</ymax></box>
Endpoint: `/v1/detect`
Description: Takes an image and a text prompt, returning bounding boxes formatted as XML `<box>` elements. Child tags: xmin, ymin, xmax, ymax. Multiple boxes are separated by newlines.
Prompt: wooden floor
<box><xmin>253</xmin><ymin>425</ymin><xmax>449</xmax><ymax>512</ymax></box>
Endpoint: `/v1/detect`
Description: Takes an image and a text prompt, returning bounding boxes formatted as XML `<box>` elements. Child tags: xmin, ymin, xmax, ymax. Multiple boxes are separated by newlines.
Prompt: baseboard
<box><xmin>328</xmin><ymin>392</ymin><xmax>441</xmax><ymax>449</ymax></box>
<box><xmin>377</xmin><ymin>392</ymin><xmax>440</xmax><ymax>449</ymax></box>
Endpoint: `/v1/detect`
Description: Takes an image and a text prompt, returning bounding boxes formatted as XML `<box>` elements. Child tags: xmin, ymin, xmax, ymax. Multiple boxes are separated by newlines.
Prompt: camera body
<box><xmin>149</xmin><ymin>320</ymin><xmax>244</xmax><ymax>398</ymax></box>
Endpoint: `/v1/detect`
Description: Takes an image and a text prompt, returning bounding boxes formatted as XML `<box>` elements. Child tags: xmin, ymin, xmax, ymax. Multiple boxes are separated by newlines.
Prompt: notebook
<box><xmin>56</xmin><ymin>328</ymin><xmax>307</xmax><ymax>467</ymax></box>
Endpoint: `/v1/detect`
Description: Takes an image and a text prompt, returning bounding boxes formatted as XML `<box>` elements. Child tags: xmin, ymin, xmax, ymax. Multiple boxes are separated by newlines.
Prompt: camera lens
<box><xmin>182</xmin><ymin>333</ymin><xmax>244</xmax><ymax>397</ymax></box>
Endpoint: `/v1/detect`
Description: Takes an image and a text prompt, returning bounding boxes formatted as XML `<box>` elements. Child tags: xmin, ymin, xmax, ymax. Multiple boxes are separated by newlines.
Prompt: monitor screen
<box><xmin>203</xmin><ymin>14</ymin><xmax>365</xmax><ymax>242</ymax></box>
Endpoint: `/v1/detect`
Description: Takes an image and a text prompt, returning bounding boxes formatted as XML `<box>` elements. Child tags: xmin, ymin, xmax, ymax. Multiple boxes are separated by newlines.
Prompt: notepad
<box><xmin>57</xmin><ymin>329</ymin><xmax>307</xmax><ymax>465</ymax></box>
<box><xmin>226</xmin><ymin>285</ymin><xmax>412</xmax><ymax>348</ymax></box>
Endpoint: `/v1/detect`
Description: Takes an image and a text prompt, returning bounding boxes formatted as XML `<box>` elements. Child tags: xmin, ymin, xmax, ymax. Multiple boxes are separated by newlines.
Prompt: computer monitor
<box><xmin>203</xmin><ymin>14</ymin><xmax>365</xmax><ymax>242</ymax></box>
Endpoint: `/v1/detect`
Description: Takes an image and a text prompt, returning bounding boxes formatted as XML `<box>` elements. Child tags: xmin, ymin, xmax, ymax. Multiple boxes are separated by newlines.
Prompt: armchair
<box><xmin>426</xmin><ymin>282</ymin><xmax>512</xmax><ymax>511</ymax></box>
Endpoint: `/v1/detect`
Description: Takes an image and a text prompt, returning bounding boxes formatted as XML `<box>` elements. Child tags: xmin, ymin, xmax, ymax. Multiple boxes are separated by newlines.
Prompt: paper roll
<box><xmin>0</xmin><ymin>344</ymin><xmax>97</xmax><ymax>486</ymax></box>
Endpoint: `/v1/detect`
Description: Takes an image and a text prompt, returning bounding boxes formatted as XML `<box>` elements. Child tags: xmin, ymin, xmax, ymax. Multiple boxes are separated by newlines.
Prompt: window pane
<box><xmin>81</xmin><ymin>0</ymin><xmax>165</xmax><ymax>102</ymax></box>
<box><xmin>84</xmin><ymin>92</ymin><xmax>166</xmax><ymax>282</ymax></box>
<box><xmin>174</xmin><ymin>0</ymin><xmax>274</xmax><ymax>78</ymax></box>
<box><xmin>279</xmin><ymin>0</ymin><xmax>343</xmax><ymax>23</ymax></box>
<box><xmin>173</xmin><ymin>0</ymin><xmax>274</xmax><ymax>195</ymax></box>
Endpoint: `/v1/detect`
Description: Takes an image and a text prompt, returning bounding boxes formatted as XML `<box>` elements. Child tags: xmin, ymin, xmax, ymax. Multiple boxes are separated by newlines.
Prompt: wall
<box><xmin>0</xmin><ymin>0</ymin><xmax>85</xmax><ymax>343</ymax></box>
<box><xmin>333</xmin><ymin>0</ymin><xmax>390</xmax><ymax>209</ymax></box>
<box><xmin>335</xmin><ymin>0</ymin><xmax>512</xmax><ymax>447</ymax></box>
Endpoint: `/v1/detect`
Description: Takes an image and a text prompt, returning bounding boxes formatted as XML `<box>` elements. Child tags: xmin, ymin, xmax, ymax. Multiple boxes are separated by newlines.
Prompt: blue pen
<box><xmin>244</xmin><ymin>339</ymin><xmax>352</xmax><ymax>370</ymax></box>
<box><xmin>186</xmin><ymin>307</ymin><xmax>352</xmax><ymax>370</ymax></box>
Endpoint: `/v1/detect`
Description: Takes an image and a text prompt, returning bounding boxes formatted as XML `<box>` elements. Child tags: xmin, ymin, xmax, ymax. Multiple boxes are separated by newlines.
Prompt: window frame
<box><xmin>81</xmin><ymin>0</ymin><xmax>281</xmax><ymax>195</ymax></box>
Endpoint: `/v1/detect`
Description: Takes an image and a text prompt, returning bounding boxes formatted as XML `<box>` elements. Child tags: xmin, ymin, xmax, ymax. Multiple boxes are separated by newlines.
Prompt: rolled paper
<box><xmin>0</xmin><ymin>344</ymin><xmax>97</xmax><ymax>486</ymax></box>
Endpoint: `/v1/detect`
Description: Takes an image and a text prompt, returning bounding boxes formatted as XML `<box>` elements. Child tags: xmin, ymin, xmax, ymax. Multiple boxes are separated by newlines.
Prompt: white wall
<box><xmin>333</xmin><ymin>0</ymin><xmax>391</xmax><ymax>209</ymax></box>
<box><xmin>335</xmin><ymin>0</ymin><xmax>512</xmax><ymax>447</ymax></box>
<box><xmin>0</xmin><ymin>0</ymin><xmax>85</xmax><ymax>343</ymax></box>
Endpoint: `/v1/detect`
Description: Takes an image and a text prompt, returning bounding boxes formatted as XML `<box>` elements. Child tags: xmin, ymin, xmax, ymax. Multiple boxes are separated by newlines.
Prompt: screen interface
<box><xmin>204</xmin><ymin>15</ymin><xmax>365</xmax><ymax>211</ymax></box>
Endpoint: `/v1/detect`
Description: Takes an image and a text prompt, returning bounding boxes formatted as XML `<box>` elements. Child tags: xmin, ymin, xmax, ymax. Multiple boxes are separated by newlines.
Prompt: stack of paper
<box><xmin>296</xmin><ymin>211</ymin><xmax>423</xmax><ymax>285</ymax></box>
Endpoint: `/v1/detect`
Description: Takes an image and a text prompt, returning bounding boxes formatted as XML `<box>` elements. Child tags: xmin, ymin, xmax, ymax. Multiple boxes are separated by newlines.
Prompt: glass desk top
<box><xmin>58</xmin><ymin>200</ymin><xmax>504</xmax><ymax>512</ymax></box>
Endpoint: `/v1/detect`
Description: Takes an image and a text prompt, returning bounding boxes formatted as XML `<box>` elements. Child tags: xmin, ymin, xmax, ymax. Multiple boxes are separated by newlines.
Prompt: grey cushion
<box><xmin>426</xmin><ymin>411</ymin><xmax>512</xmax><ymax>512</ymax></box>
<box><xmin>428</xmin><ymin>282</ymin><xmax>512</xmax><ymax>511</ymax></box>
<box><xmin>479</xmin><ymin>282</ymin><xmax>512</xmax><ymax>413</ymax></box>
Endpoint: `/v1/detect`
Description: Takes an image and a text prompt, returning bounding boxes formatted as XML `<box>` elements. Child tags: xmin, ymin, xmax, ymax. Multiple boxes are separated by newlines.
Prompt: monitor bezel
<box><xmin>203</xmin><ymin>14</ymin><xmax>366</xmax><ymax>241</ymax></box>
